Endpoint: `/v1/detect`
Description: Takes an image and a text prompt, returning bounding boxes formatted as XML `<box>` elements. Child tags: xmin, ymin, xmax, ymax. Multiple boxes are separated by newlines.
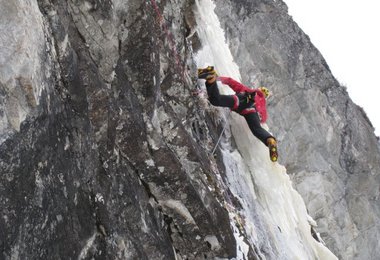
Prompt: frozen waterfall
<box><xmin>194</xmin><ymin>0</ymin><xmax>338</xmax><ymax>259</ymax></box>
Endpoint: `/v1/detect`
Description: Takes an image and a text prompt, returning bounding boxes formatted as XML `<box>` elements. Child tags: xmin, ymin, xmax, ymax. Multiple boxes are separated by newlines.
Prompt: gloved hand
<box><xmin>197</xmin><ymin>66</ymin><xmax>217</xmax><ymax>80</ymax></box>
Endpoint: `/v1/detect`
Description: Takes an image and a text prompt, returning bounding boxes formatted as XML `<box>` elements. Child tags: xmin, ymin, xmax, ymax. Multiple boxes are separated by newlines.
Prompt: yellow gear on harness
<box><xmin>258</xmin><ymin>87</ymin><xmax>270</xmax><ymax>98</ymax></box>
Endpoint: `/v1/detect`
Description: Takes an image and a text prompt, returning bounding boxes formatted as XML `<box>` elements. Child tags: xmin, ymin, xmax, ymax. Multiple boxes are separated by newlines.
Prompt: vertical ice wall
<box><xmin>194</xmin><ymin>0</ymin><xmax>338</xmax><ymax>259</ymax></box>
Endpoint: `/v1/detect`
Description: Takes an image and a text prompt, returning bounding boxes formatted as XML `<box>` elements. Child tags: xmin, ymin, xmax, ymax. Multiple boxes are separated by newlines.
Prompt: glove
<box><xmin>197</xmin><ymin>66</ymin><xmax>217</xmax><ymax>80</ymax></box>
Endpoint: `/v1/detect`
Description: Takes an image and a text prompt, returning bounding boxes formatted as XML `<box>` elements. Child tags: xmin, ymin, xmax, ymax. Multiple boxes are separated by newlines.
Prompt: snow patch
<box><xmin>78</xmin><ymin>232</ymin><xmax>97</xmax><ymax>260</ymax></box>
<box><xmin>140</xmin><ymin>212</ymin><xmax>149</xmax><ymax>233</ymax></box>
<box><xmin>95</xmin><ymin>193</ymin><xmax>105</xmax><ymax>204</ymax></box>
<box><xmin>145</xmin><ymin>159</ymin><xmax>155</xmax><ymax>167</ymax></box>
<box><xmin>204</xmin><ymin>235</ymin><xmax>221</xmax><ymax>251</ymax></box>
<box><xmin>64</xmin><ymin>136</ymin><xmax>70</xmax><ymax>150</ymax></box>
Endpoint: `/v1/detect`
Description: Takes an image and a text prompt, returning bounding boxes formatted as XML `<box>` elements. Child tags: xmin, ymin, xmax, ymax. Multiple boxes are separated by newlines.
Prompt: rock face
<box><xmin>0</xmin><ymin>0</ymin><xmax>378</xmax><ymax>260</ymax></box>
<box><xmin>215</xmin><ymin>0</ymin><xmax>380</xmax><ymax>259</ymax></box>
<box><xmin>0</xmin><ymin>0</ymin><xmax>235</xmax><ymax>259</ymax></box>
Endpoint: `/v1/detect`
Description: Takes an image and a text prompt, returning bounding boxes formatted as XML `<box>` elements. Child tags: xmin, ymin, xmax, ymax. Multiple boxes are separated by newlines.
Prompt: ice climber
<box><xmin>197</xmin><ymin>66</ymin><xmax>278</xmax><ymax>162</ymax></box>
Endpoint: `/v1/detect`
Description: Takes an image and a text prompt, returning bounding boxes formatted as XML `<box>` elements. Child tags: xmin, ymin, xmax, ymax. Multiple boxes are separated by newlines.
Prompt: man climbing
<box><xmin>198</xmin><ymin>66</ymin><xmax>278</xmax><ymax>162</ymax></box>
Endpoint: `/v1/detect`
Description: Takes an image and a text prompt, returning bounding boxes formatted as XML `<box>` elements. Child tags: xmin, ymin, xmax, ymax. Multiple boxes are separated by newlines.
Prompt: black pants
<box><xmin>206</xmin><ymin>81</ymin><xmax>273</xmax><ymax>146</ymax></box>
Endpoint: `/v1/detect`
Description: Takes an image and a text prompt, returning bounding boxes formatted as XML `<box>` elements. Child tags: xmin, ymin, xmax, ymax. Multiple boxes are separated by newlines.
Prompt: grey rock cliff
<box><xmin>0</xmin><ymin>0</ymin><xmax>378</xmax><ymax>259</ymax></box>
<box><xmin>0</xmin><ymin>0</ymin><xmax>236</xmax><ymax>259</ymax></box>
<box><xmin>215</xmin><ymin>0</ymin><xmax>380</xmax><ymax>259</ymax></box>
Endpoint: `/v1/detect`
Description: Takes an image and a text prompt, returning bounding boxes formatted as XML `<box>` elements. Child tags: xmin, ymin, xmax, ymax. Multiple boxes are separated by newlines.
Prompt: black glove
<box><xmin>197</xmin><ymin>66</ymin><xmax>217</xmax><ymax>80</ymax></box>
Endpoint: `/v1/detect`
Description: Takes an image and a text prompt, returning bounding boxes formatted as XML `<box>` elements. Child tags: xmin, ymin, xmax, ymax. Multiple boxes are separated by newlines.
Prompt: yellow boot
<box><xmin>267</xmin><ymin>137</ymin><xmax>278</xmax><ymax>162</ymax></box>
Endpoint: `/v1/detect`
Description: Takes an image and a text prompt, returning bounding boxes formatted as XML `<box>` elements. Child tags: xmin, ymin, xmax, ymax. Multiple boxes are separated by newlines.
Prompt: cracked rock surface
<box><xmin>0</xmin><ymin>0</ymin><xmax>379</xmax><ymax>259</ymax></box>
<box><xmin>1</xmin><ymin>0</ymin><xmax>236</xmax><ymax>259</ymax></box>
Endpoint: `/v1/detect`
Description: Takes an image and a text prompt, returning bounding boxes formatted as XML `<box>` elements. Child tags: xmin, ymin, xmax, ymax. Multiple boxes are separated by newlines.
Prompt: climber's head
<box><xmin>258</xmin><ymin>87</ymin><xmax>270</xmax><ymax>98</ymax></box>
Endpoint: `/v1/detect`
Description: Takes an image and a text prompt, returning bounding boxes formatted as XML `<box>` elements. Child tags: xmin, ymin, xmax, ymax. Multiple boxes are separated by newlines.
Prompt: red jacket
<box><xmin>219</xmin><ymin>76</ymin><xmax>268</xmax><ymax>123</ymax></box>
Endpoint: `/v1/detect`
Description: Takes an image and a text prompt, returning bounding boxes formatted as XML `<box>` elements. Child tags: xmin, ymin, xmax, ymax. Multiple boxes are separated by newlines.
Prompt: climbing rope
<box><xmin>148</xmin><ymin>0</ymin><xmax>230</xmax><ymax>156</ymax></box>
<box><xmin>148</xmin><ymin>0</ymin><xmax>186</xmax><ymax>80</ymax></box>
<box><xmin>211</xmin><ymin>110</ymin><xmax>231</xmax><ymax>155</ymax></box>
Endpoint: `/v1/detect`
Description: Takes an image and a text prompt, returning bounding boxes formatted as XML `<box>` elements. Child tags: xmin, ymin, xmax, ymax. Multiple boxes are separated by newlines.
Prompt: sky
<box><xmin>283</xmin><ymin>0</ymin><xmax>380</xmax><ymax>136</ymax></box>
